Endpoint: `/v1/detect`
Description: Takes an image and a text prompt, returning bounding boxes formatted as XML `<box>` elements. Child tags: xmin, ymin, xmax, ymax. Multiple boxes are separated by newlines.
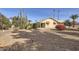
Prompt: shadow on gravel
<box><xmin>3</xmin><ymin>41</ymin><xmax>43</xmax><ymax>51</ymax></box>
<box><xmin>2</xmin><ymin>29</ymin><xmax>79</xmax><ymax>51</ymax></box>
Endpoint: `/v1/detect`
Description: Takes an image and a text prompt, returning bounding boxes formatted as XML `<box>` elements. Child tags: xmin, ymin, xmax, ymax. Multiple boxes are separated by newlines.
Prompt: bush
<box><xmin>32</xmin><ymin>23</ymin><xmax>37</xmax><ymax>29</ymax></box>
<box><xmin>26</xmin><ymin>24</ymin><xmax>33</xmax><ymax>30</ymax></box>
<box><xmin>55</xmin><ymin>24</ymin><xmax>65</xmax><ymax>30</ymax></box>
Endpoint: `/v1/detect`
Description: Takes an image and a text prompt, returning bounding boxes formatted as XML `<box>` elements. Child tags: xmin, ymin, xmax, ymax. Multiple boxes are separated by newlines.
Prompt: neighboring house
<box><xmin>70</xmin><ymin>22</ymin><xmax>79</xmax><ymax>29</ymax></box>
<box><xmin>39</xmin><ymin>18</ymin><xmax>63</xmax><ymax>29</ymax></box>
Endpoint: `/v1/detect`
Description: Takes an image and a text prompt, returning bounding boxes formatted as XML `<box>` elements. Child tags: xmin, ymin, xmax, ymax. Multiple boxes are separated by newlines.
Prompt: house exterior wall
<box><xmin>41</xmin><ymin>19</ymin><xmax>58</xmax><ymax>29</ymax></box>
<box><xmin>69</xmin><ymin>25</ymin><xmax>79</xmax><ymax>29</ymax></box>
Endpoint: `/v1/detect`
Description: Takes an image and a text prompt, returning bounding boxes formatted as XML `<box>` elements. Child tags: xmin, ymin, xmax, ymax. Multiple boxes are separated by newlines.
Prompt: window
<box><xmin>53</xmin><ymin>22</ymin><xmax>56</xmax><ymax>24</ymax></box>
<box><xmin>46</xmin><ymin>21</ymin><xmax>49</xmax><ymax>25</ymax></box>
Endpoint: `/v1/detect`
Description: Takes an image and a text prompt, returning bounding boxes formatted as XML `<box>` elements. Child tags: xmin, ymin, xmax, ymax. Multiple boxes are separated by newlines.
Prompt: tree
<box><xmin>2</xmin><ymin>17</ymin><xmax>11</xmax><ymax>29</ymax></box>
<box><xmin>12</xmin><ymin>16</ymin><xmax>19</xmax><ymax>27</ymax></box>
<box><xmin>70</xmin><ymin>14</ymin><xmax>79</xmax><ymax>28</ymax></box>
<box><xmin>12</xmin><ymin>16</ymin><xmax>28</xmax><ymax>29</ymax></box>
<box><xmin>64</xmin><ymin>20</ymin><xmax>72</xmax><ymax>28</ymax></box>
<box><xmin>0</xmin><ymin>13</ymin><xmax>11</xmax><ymax>29</ymax></box>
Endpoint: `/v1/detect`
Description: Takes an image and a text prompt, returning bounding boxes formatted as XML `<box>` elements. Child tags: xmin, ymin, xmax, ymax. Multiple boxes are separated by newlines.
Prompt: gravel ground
<box><xmin>1</xmin><ymin>29</ymin><xmax>79</xmax><ymax>51</ymax></box>
<box><xmin>56</xmin><ymin>31</ymin><xmax>79</xmax><ymax>37</ymax></box>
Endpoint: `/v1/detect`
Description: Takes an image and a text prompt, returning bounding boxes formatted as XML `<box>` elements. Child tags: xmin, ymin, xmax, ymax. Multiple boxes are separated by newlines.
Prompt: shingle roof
<box><xmin>40</xmin><ymin>17</ymin><xmax>60</xmax><ymax>23</ymax></box>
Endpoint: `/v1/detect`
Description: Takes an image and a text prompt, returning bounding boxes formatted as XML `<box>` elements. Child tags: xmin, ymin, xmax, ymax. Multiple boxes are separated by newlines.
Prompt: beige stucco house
<box><xmin>39</xmin><ymin>18</ymin><xmax>62</xmax><ymax>29</ymax></box>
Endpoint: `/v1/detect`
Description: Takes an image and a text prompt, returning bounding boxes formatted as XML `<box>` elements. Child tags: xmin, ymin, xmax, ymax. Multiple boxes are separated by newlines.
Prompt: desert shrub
<box><xmin>32</xmin><ymin>23</ymin><xmax>37</xmax><ymax>29</ymax></box>
<box><xmin>26</xmin><ymin>24</ymin><xmax>33</xmax><ymax>30</ymax></box>
<box><xmin>77</xmin><ymin>28</ymin><xmax>79</xmax><ymax>31</ymax></box>
<box><xmin>12</xmin><ymin>28</ymin><xmax>19</xmax><ymax>33</ymax></box>
<box><xmin>55</xmin><ymin>24</ymin><xmax>65</xmax><ymax>30</ymax></box>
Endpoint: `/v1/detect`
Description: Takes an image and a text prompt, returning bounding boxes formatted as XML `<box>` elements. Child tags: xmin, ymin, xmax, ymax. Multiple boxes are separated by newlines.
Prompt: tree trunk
<box><xmin>72</xmin><ymin>19</ymin><xmax>75</xmax><ymax>28</ymax></box>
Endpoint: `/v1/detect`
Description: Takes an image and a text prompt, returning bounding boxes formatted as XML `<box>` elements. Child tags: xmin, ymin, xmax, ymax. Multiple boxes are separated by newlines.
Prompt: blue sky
<box><xmin>0</xmin><ymin>8</ymin><xmax>79</xmax><ymax>22</ymax></box>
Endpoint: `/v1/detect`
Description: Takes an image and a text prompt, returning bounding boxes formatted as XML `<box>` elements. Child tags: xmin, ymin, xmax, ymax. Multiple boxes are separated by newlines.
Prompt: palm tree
<box><xmin>70</xmin><ymin>14</ymin><xmax>79</xmax><ymax>28</ymax></box>
<box><xmin>64</xmin><ymin>20</ymin><xmax>72</xmax><ymax>28</ymax></box>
